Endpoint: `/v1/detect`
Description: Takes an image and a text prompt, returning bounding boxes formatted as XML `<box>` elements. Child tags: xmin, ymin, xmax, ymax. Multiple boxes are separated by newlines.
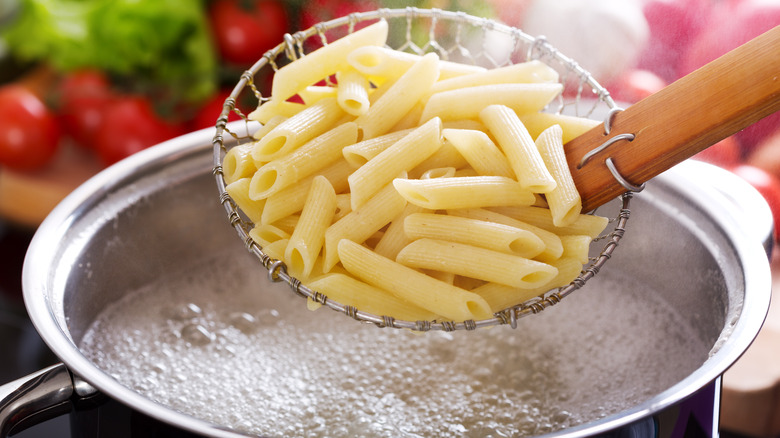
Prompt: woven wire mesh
<box><xmin>212</xmin><ymin>7</ymin><xmax>631</xmax><ymax>331</ymax></box>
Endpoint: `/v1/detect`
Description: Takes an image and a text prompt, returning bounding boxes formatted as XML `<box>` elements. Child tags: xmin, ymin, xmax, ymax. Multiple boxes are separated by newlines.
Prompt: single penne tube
<box><xmin>408</xmin><ymin>141</ymin><xmax>469</xmax><ymax>179</ymax></box>
<box><xmin>271</xmin><ymin>20</ymin><xmax>389</xmax><ymax>101</ymax></box>
<box><xmin>471</xmin><ymin>257</ymin><xmax>583</xmax><ymax>312</ymax></box>
<box><xmin>225</xmin><ymin>178</ymin><xmax>265</xmax><ymax>224</ymax></box>
<box><xmin>448</xmin><ymin>208</ymin><xmax>564</xmax><ymax>263</ymax></box>
<box><xmin>354</xmin><ymin>52</ymin><xmax>440</xmax><ymax>140</ymax></box>
<box><xmin>222</xmin><ymin>144</ymin><xmax>257</xmax><ymax>185</ymax></box>
<box><xmin>442</xmin><ymin>128</ymin><xmax>514</xmax><ymax>178</ymax></box>
<box><xmin>260</xmin><ymin>159</ymin><xmax>353</xmax><ymax>225</ymax></box>
<box><xmin>346</xmin><ymin>45</ymin><xmax>485</xmax><ymax>84</ymax></box>
<box><xmin>348</xmin><ymin>117</ymin><xmax>442</xmax><ymax>210</ymax></box>
<box><xmin>392</xmin><ymin>176</ymin><xmax>536</xmax><ymax>210</ymax></box>
<box><xmin>536</xmin><ymin>124</ymin><xmax>582</xmax><ymax>227</ymax></box>
<box><xmin>560</xmin><ymin>235</ymin><xmax>593</xmax><ymax>263</ymax></box>
<box><xmin>333</xmin><ymin>193</ymin><xmax>352</xmax><ymax>221</ymax></box>
<box><xmin>373</xmin><ymin>203</ymin><xmax>428</xmax><ymax>260</ymax></box>
<box><xmin>249</xmin><ymin>100</ymin><xmax>304</xmax><ymax>125</ymax></box>
<box><xmin>480</xmin><ymin>104</ymin><xmax>556</xmax><ymax>193</ymax></box>
<box><xmin>403</xmin><ymin>212</ymin><xmax>545</xmax><ymax>259</ymax></box>
<box><xmin>251</xmin><ymin>97</ymin><xmax>345</xmax><ymax>163</ymax></box>
<box><xmin>297</xmin><ymin>85</ymin><xmax>338</xmax><ymax>104</ymax></box>
<box><xmin>489</xmin><ymin>205</ymin><xmax>610</xmax><ymax>238</ymax></box>
<box><xmin>250</xmin><ymin>122</ymin><xmax>358</xmax><ymax>199</ymax></box>
<box><xmin>284</xmin><ymin>176</ymin><xmax>338</xmax><ymax>279</ymax></box>
<box><xmin>249</xmin><ymin>223</ymin><xmax>290</xmax><ymax>248</ymax></box>
<box><xmin>426</xmin><ymin>60</ymin><xmax>559</xmax><ymax>98</ymax></box>
<box><xmin>337</xmin><ymin>239</ymin><xmax>493</xmax><ymax>321</ymax></box>
<box><xmin>341</xmin><ymin>128</ymin><xmax>413</xmax><ymax>167</ymax></box>
<box><xmin>306</xmin><ymin>273</ymin><xmax>442</xmax><ymax>321</ymax></box>
<box><xmin>420</xmin><ymin>83</ymin><xmax>562</xmax><ymax>123</ymax></box>
<box><xmin>260</xmin><ymin>238</ymin><xmax>289</xmax><ymax>261</ymax></box>
<box><xmin>336</xmin><ymin>68</ymin><xmax>371</xmax><ymax>116</ymax></box>
<box><xmin>250</xmin><ymin>114</ymin><xmax>287</xmax><ymax>143</ymax></box>
<box><xmin>396</xmin><ymin>238</ymin><xmax>558</xmax><ymax>289</ymax></box>
<box><xmin>323</xmin><ymin>180</ymin><xmax>407</xmax><ymax>271</ymax></box>
<box><xmin>519</xmin><ymin>112</ymin><xmax>601</xmax><ymax>144</ymax></box>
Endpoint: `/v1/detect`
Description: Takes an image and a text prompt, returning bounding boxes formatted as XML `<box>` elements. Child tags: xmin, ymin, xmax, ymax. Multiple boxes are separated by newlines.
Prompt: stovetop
<box><xmin>1</xmin><ymin>221</ymin><xmax>72</xmax><ymax>437</ymax></box>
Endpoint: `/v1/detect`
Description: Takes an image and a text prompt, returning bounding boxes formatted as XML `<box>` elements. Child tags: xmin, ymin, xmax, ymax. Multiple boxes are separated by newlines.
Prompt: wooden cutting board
<box><xmin>0</xmin><ymin>142</ymin><xmax>102</xmax><ymax>228</ymax></box>
<box><xmin>720</xmin><ymin>250</ymin><xmax>780</xmax><ymax>436</ymax></box>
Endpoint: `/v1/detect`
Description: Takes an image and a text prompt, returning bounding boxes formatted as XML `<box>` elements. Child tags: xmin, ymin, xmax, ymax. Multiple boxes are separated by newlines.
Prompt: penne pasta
<box><xmin>420</xmin><ymin>83</ymin><xmax>563</xmax><ymax>123</ymax></box>
<box><xmin>393</xmin><ymin>176</ymin><xmax>536</xmax><ymax>210</ymax></box>
<box><xmin>225</xmin><ymin>178</ymin><xmax>265</xmax><ymax>224</ymax></box>
<box><xmin>249</xmin><ymin>223</ymin><xmax>290</xmax><ymax>248</ymax></box>
<box><xmin>249</xmin><ymin>100</ymin><xmax>303</xmax><ymax>125</ymax></box>
<box><xmin>336</xmin><ymin>69</ymin><xmax>371</xmax><ymax>116</ymax></box>
<box><xmin>480</xmin><ymin>104</ymin><xmax>557</xmax><ymax>193</ymax></box>
<box><xmin>560</xmin><ymin>235</ymin><xmax>593</xmax><ymax>263</ymax></box>
<box><xmin>347</xmin><ymin>45</ymin><xmax>486</xmax><ymax>84</ymax></box>
<box><xmin>408</xmin><ymin>141</ymin><xmax>469</xmax><ymax>179</ymax></box>
<box><xmin>426</xmin><ymin>60</ymin><xmax>559</xmax><ymax>98</ymax></box>
<box><xmin>519</xmin><ymin>112</ymin><xmax>601</xmax><ymax>144</ymax></box>
<box><xmin>307</xmin><ymin>273</ymin><xmax>442</xmax><ymax>321</ymax></box>
<box><xmin>471</xmin><ymin>257</ymin><xmax>583</xmax><ymax>312</ymax></box>
<box><xmin>251</xmin><ymin>97</ymin><xmax>345</xmax><ymax>163</ymax></box>
<box><xmin>338</xmin><ymin>239</ymin><xmax>493</xmax><ymax>321</ymax></box>
<box><xmin>348</xmin><ymin>117</ymin><xmax>442</xmax><ymax>210</ymax></box>
<box><xmin>373</xmin><ymin>203</ymin><xmax>428</xmax><ymax>260</ymax></box>
<box><xmin>396</xmin><ymin>238</ymin><xmax>558</xmax><ymax>289</ymax></box>
<box><xmin>285</xmin><ymin>176</ymin><xmax>338</xmax><ymax>279</ymax></box>
<box><xmin>489</xmin><ymin>206</ymin><xmax>610</xmax><ymax>238</ymax></box>
<box><xmin>223</xmin><ymin>144</ymin><xmax>257</xmax><ymax>185</ymax></box>
<box><xmin>271</xmin><ymin>20</ymin><xmax>389</xmax><ymax>101</ymax></box>
<box><xmin>260</xmin><ymin>159</ymin><xmax>353</xmax><ymax>225</ymax></box>
<box><xmin>403</xmin><ymin>212</ymin><xmax>546</xmax><ymax>259</ymax></box>
<box><xmin>535</xmin><ymin>124</ymin><xmax>582</xmax><ymax>227</ymax></box>
<box><xmin>442</xmin><ymin>128</ymin><xmax>514</xmax><ymax>178</ymax></box>
<box><xmin>250</xmin><ymin>122</ymin><xmax>358</xmax><ymax>199</ymax></box>
<box><xmin>354</xmin><ymin>52</ymin><xmax>440</xmax><ymax>140</ymax></box>
<box><xmin>341</xmin><ymin>128</ymin><xmax>413</xmax><ymax>167</ymax></box>
<box><xmin>323</xmin><ymin>180</ymin><xmax>407</xmax><ymax>271</ymax></box>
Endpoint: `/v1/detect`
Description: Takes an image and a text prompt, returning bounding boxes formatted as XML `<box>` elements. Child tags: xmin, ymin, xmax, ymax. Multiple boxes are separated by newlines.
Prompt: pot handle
<box><xmin>0</xmin><ymin>363</ymin><xmax>74</xmax><ymax>437</ymax></box>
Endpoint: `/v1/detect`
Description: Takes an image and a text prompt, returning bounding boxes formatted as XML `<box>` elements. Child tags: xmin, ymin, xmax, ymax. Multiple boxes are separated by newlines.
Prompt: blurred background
<box><xmin>0</xmin><ymin>0</ymin><xmax>778</xmax><ymax>436</ymax></box>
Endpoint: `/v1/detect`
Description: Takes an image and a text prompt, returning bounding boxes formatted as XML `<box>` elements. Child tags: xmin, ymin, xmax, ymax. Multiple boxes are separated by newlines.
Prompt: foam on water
<box><xmin>79</xmin><ymin>251</ymin><xmax>711</xmax><ymax>437</ymax></box>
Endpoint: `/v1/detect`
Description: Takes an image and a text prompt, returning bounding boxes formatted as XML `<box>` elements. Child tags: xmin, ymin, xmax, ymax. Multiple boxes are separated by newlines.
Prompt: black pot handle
<box><xmin>0</xmin><ymin>363</ymin><xmax>74</xmax><ymax>437</ymax></box>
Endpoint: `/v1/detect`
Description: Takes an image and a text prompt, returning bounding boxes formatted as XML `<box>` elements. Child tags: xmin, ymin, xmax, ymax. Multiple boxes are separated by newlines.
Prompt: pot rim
<box><xmin>21</xmin><ymin>124</ymin><xmax>773</xmax><ymax>438</ymax></box>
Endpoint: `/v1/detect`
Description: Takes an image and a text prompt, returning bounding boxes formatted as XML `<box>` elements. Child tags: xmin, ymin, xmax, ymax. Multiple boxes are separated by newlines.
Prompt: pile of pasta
<box><xmin>222</xmin><ymin>19</ymin><xmax>610</xmax><ymax>323</ymax></box>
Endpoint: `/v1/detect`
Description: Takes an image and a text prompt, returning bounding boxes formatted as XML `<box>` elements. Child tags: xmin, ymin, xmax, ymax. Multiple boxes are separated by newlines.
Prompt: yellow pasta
<box><xmin>338</xmin><ymin>239</ymin><xmax>493</xmax><ymax>321</ymax></box>
<box><xmin>260</xmin><ymin>159</ymin><xmax>353</xmax><ymax>225</ymax></box>
<box><xmin>354</xmin><ymin>52</ymin><xmax>440</xmax><ymax>140</ymax></box>
<box><xmin>250</xmin><ymin>122</ymin><xmax>358</xmax><ymax>199</ymax></box>
<box><xmin>373</xmin><ymin>203</ymin><xmax>428</xmax><ymax>260</ymax></box>
<box><xmin>251</xmin><ymin>97</ymin><xmax>345</xmax><ymax>163</ymax></box>
<box><xmin>249</xmin><ymin>223</ymin><xmax>290</xmax><ymax>248</ymax></box>
<box><xmin>348</xmin><ymin>117</ymin><xmax>442</xmax><ymax>210</ymax></box>
<box><xmin>536</xmin><ymin>124</ymin><xmax>582</xmax><ymax>227</ymax></box>
<box><xmin>408</xmin><ymin>141</ymin><xmax>469</xmax><ymax>179</ymax></box>
<box><xmin>426</xmin><ymin>60</ymin><xmax>559</xmax><ymax>98</ymax></box>
<box><xmin>471</xmin><ymin>257</ymin><xmax>583</xmax><ymax>312</ymax></box>
<box><xmin>420</xmin><ymin>83</ymin><xmax>562</xmax><ymax>123</ymax></box>
<box><xmin>307</xmin><ymin>273</ymin><xmax>442</xmax><ymax>321</ymax></box>
<box><xmin>346</xmin><ymin>45</ymin><xmax>486</xmax><ymax>84</ymax></box>
<box><xmin>336</xmin><ymin>69</ymin><xmax>371</xmax><ymax>116</ymax></box>
<box><xmin>285</xmin><ymin>176</ymin><xmax>337</xmax><ymax>279</ymax></box>
<box><xmin>323</xmin><ymin>180</ymin><xmax>407</xmax><ymax>271</ymax></box>
<box><xmin>403</xmin><ymin>212</ymin><xmax>545</xmax><ymax>259</ymax></box>
<box><xmin>442</xmin><ymin>128</ymin><xmax>514</xmax><ymax>178</ymax></box>
<box><xmin>225</xmin><ymin>178</ymin><xmax>265</xmax><ymax>224</ymax></box>
<box><xmin>480</xmin><ymin>104</ymin><xmax>557</xmax><ymax>193</ymax></box>
<box><xmin>519</xmin><ymin>112</ymin><xmax>601</xmax><ymax>144</ymax></box>
<box><xmin>489</xmin><ymin>206</ymin><xmax>610</xmax><ymax>238</ymax></box>
<box><xmin>560</xmin><ymin>235</ymin><xmax>593</xmax><ymax>263</ymax></box>
<box><xmin>271</xmin><ymin>19</ymin><xmax>389</xmax><ymax>101</ymax></box>
<box><xmin>396</xmin><ymin>238</ymin><xmax>558</xmax><ymax>289</ymax></box>
<box><xmin>341</xmin><ymin>128</ymin><xmax>413</xmax><ymax>167</ymax></box>
<box><xmin>393</xmin><ymin>176</ymin><xmax>536</xmax><ymax>210</ymax></box>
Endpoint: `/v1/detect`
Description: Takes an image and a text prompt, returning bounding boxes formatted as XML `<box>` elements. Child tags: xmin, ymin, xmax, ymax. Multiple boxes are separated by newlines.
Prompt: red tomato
<box><xmin>692</xmin><ymin>136</ymin><xmax>744</xmax><ymax>169</ymax></box>
<box><xmin>209</xmin><ymin>0</ymin><xmax>289</xmax><ymax>66</ymax></box>
<box><xmin>57</xmin><ymin>70</ymin><xmax>115</xmax><ymax>150</ymax></box>
<box><xmin>606</xmin><ymin>69</ymin><xmax>667</xmax><ymax>104</ymax></box>
<box><xmin>300</xmin><ymin>0</ymin><xmax>378</xmax><ymax>31</ymax></box>
<box><xmin>730</xmin><ymin>164</ymin><xmax>780</xmax><ymax>243</ymax></box>
<box><xmin>94</xmin><ymin>96</ymin><xmax>185</xmax><ymax>166</ymax></box>
<box><xmin>0</xmin><ymin>85</ymin><xmax>61</xmax><ymax>171</ymax></box>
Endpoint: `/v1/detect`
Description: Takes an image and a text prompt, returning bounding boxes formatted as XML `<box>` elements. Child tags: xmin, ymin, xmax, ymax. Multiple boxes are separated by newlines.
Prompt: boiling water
<box><xmin>79</xmin><ymin>250</ymin><xmax>711</xmax><ymax>437</ymax></box>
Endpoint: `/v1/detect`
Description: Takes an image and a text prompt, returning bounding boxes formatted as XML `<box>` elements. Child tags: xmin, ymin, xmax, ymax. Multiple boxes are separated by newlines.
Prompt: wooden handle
<box><xmin>566</xmin><ymin>25</ymin><xmax>780</xmax><ymax>212</ymax></box>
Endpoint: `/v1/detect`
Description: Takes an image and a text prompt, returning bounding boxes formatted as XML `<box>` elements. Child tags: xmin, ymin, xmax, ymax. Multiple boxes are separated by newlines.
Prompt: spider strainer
<box><xmin>212</xmin><ymin>7</ymin><xmax>634</xmax><ymax>331</ymax></box>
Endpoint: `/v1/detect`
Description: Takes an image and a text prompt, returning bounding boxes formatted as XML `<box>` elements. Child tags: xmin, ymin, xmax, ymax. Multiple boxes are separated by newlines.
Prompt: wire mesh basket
<box><xmin>212</xmin><ymin>7</ymin><xmax>632</xmax><ymax>331</ymax></box>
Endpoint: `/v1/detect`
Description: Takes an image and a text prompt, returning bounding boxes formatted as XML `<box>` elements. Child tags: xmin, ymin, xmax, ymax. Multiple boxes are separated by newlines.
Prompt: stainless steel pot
<box><xmin>1</xmin><ymin>124</ymin><xmax>772</xmax><ymax>437</ymax></box>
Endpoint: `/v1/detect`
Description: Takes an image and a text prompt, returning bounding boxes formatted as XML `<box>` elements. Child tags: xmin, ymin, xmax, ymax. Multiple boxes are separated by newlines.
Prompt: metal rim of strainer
<box><xmin>212</xmin><ymin>7</ymin><xmax>633</xmax><ymax>331</ymax></box>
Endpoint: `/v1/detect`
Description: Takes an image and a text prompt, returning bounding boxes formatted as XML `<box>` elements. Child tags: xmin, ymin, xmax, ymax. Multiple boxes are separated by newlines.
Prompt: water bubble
<box><xmin>170</xmin><ymin>303</ymin><xmax>202</xmax><ymax>320</ymax></box>
<box><xmin>228</xmin><ymin>312</ymin><xmax>258</xmax><ymax>333</ymax></box>
<box><xmin>181</xmin><ymin>324</ymin><xmax>215</xmax><ymax>346</ymax></box>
